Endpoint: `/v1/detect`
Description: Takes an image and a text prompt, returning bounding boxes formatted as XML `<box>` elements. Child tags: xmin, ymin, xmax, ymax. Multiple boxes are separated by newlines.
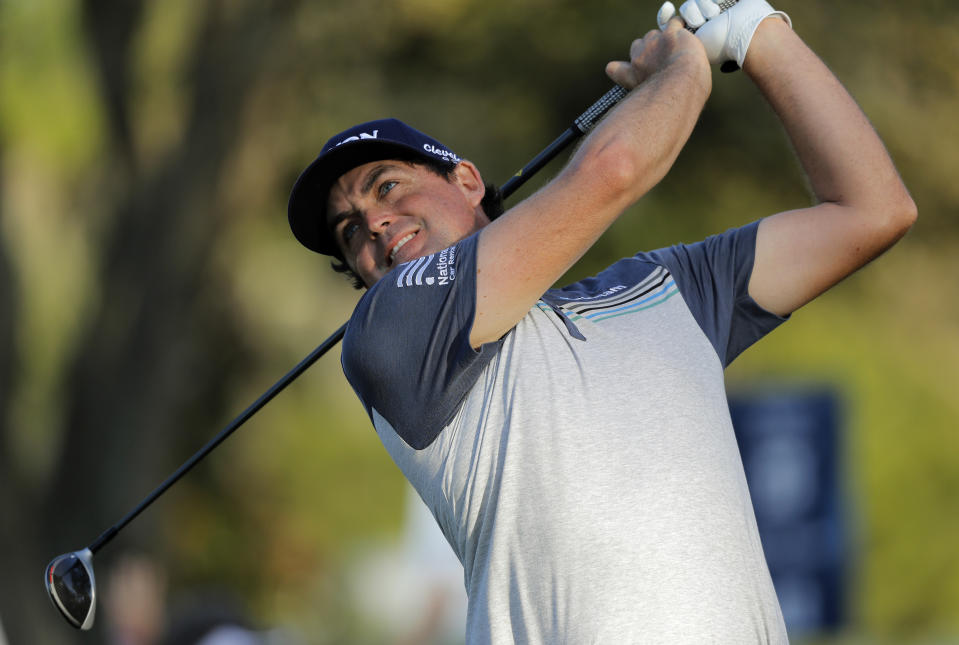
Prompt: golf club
<box><xmin>44</xmin><ymin>3</ymin><xmax>742</xmax><ymax>628</ymax></box>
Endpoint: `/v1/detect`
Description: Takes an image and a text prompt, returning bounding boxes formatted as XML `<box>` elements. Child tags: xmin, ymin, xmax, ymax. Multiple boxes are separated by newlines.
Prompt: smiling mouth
<box><xmin>389</xmin><ymin>232</ymin><xmax>417</xmax><ymax>264</ymax></box>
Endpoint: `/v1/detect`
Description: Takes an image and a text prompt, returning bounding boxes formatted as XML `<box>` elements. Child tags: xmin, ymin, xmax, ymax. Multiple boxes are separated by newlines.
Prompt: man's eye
<box><xmin>378</xmin><ymin>180</ymin><xmax>397</xmax><ymax>198</ymax></box>
<box><xmin>342</xmin><ymin>222</ymin><xmax>360</xmax><ymax>242</ymax></box>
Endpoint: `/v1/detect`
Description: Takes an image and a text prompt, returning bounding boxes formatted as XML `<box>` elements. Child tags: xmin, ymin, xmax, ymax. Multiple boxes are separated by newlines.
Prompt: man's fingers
<box><xmin>617</xmin><ymin>3</ymin><xmax>708</xmax><ymax>89</ymax></box>
<box><xmin>679</xmin><ymin>1</ymin><xmax>706</xmax><ymax>28</ymax></box>
<box><xmin>605</xmin><ymin>60</ymin><xmax>634</xmax><ymax>88</ymax></box>
<box><xmin>605</xmin><ymin>60</ymin><xmax>625</xmax><ymax>79</ymax></box>
<box><xmin>697</xmin><ymin>0</ymin><xmax>720</xmax><ymax>20</ymax></box>
<box><xmin>660</xmin><ymin>15</ymin><xmax>686</xmax><ymax>35</ymax></box>
<box><xmin>657</xmin><ymin>2</ymin><xmax>676</xmax><ymax>31</ymax></box>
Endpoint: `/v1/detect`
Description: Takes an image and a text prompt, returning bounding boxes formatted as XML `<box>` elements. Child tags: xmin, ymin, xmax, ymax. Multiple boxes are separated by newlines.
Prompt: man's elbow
<box><xmin>858</xmin><ymin>189</ymin><xmax>917</xmax><ymax>259</ymax></box>
<box><xmin>897</xmin><ymin>192</ymin><xmax>919</xmax><ymax>233</ymax></box>
<box><xmin>881</xmin><ymin>189</ymin><xmax>918</xmax><ymax>244</ymax></box>
<box><xmin>567</xmin><ymin>138</ymin><xmax>667</xmax><ymax>209</ymax></box>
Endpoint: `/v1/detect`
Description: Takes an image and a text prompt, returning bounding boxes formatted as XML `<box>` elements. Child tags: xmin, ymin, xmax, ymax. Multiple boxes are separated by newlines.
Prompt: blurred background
<box><xmin>1</xmin><ymin>0</ymin><xmax>956</xmax><ymax>643</ymax></box>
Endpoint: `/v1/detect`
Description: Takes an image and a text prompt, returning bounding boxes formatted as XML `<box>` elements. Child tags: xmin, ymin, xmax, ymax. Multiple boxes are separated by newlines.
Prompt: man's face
<box><xmin>326</xmin><ymin>159</ymin><xmax>489</xmax><ymax>287</ymax></box>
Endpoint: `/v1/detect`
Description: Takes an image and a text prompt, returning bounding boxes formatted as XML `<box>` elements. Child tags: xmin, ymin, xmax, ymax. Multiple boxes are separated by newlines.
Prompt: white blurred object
<box><xmin>349</xmin><ymin>486</ymin><xmax>467</xmax><ymax>644</ymax></box>
<box><xmin>195</xmin><ymin>625</ymin><xmax>263</xmax><ymax>645</ymax></box>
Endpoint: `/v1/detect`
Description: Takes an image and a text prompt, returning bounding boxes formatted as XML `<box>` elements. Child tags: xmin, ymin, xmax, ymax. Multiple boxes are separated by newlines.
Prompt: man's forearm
<box><xmin>584</xmin><ymin>45</ymin><xmax>712</xmax><ymax>209</ymax></box>
<box><xmin>744</xmin><ymin>17</ymin><xmax>916</xmax><ymax>316</ymax></box>
<box><xmin>744</xmin><ymin>18</ymin><xmax>910</xmax><ymax>213</ymax></box>
<box><xmin>471</xmin><ymin>23</ymin><xmax>711</xmax><ymax>347</ymax></box>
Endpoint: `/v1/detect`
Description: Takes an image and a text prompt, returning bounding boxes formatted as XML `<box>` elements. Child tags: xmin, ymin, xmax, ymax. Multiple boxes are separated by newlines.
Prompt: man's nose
<box><xmin>364</xmin><ymin>205</ymin><xmax>394</xmax><ymax>234</ymax></box>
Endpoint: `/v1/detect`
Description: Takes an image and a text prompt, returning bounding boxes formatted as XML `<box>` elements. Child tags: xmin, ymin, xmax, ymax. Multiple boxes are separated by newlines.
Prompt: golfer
<box><xmin>287</xmin><ymin>1</ymin><xmax>915</xmax><ymax>642</ymax></box>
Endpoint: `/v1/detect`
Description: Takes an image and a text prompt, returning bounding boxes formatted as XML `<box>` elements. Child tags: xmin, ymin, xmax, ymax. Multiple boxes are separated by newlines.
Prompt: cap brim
<box><xmin>288</xmin><ymin>140</ymin><xmax>435</xmax><ymax>256</ymax></box>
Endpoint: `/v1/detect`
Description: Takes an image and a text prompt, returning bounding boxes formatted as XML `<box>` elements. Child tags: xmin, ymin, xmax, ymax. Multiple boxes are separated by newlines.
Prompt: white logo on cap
<box><xmin>336</xmin><ymin>130</ymin><xmax>379</xmax><ymax>147</ymax></box>
<box><xmin>424</xmin><ymin>143</ymin><xmax>460</xmax><ymax>163</ymax></box>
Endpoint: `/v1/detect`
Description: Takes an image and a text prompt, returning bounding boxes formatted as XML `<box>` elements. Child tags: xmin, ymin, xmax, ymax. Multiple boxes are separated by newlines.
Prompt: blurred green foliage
<box><xmin>0</xmin><ymin>1</ymin><xmax>956</xmax><ymax>643</ymax></box>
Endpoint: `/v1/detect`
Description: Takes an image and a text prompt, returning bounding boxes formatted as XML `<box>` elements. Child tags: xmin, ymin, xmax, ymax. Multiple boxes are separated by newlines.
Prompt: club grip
<box><xmin>573</xmin><ymin>86</ymin><xmax>629</xmax><ymax>134</ymax></box>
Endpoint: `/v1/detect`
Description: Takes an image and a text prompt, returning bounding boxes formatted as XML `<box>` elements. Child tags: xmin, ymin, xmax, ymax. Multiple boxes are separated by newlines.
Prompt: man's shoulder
<box><xmin>340</xmin><ymin>231</ymin><xmax>484</xmax><ymax>395</ymax></box>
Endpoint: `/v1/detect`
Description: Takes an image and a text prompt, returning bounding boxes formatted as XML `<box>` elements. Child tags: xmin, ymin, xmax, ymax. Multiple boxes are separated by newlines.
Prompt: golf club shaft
<box><xmin>85</xmin><ymin>83</ymin><xmax>631</xmax><ymax>555</ymax></box>
<box><xmin>88</xmin><ymin>324</ymin><xmax>347</xmax><ymax>553</ymax></box>
<box><xmin>499</xmin><ymin>85</ymin><xmax>628</xmax><ymax>198</ymax></box>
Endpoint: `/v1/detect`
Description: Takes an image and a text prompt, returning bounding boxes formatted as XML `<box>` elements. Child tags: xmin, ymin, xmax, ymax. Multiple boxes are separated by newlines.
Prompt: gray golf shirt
<box><xmin>341</xmin><ymin>221</ymin><xmax>790</xmax><ymax>644</ymax></box>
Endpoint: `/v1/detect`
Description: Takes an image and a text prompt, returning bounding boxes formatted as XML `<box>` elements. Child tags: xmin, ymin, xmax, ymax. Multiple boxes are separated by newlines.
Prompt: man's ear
<box><xmin>452</xmin><ymin>160</ymin><xmax>486</xmax><ymax>209</ymax></box>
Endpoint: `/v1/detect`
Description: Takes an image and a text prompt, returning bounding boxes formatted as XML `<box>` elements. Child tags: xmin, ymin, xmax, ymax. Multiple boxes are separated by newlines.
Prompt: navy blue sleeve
<box><xmin>642</xmin><ymin>221</ymin><xmax>788</xmax><ymax>367</ymax></box>
<box><xmin>340</xmin><ymin>233</ymin><xmax>502</xmax><ymax>449</ymax></box>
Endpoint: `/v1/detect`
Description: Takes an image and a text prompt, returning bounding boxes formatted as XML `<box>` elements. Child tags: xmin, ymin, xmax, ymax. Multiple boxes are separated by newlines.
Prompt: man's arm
<box><xmin>469</xmin><ymin>19</ymin><xmax>712</xmax><ymax>347</ymax></box>
<box><xmin>745</xmin><ymin>18</ymin><xmax>917</xmax><ymax>316</ymax></box>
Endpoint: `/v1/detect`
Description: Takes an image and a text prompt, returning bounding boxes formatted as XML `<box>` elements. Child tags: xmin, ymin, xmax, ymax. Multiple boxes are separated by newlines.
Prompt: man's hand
<box><xmin>658</xmin><ymin>0</ymin><xmax>791</xmax><ymax>69</ymax></box>
<box><xmin>605</xmin><ymin>17</ymin><xmax>710</xmax><ymax>91</ymax></box>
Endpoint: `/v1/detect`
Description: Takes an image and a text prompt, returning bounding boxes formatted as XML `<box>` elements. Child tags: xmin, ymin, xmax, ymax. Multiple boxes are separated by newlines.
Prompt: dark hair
<box><xmin>330</xmin><ymin>158</ymin><xmax>505</xmax><ymax>289</ymax></box>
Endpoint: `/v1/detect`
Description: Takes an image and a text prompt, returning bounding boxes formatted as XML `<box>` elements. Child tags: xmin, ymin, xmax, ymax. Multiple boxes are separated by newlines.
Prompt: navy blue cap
<box><xmin>288</xmin><ymin>118</ymin><xmax>462</xmax><ymax>256</ymax></box>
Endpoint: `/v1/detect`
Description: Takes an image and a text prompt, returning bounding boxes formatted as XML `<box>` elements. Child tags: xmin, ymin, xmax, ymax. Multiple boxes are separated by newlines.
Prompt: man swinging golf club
<box><xmin>287</xmin><ymin>1</ymin><xmax>915</xmax><ymax>641</ymax></box>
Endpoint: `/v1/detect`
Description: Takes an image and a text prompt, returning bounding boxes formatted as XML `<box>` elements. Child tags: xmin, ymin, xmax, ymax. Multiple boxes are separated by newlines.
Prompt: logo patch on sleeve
<box><xmin>394</xmin><ymin>245</ymin><xmax>458</xmax><ymax>288</ymax></box>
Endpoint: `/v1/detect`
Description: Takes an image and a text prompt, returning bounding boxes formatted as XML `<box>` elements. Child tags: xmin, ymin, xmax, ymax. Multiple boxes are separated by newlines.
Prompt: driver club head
<box><xmin>45</xmin><ymin>548</ymin><xmax>96</xmax><ymax>630</ymax></box>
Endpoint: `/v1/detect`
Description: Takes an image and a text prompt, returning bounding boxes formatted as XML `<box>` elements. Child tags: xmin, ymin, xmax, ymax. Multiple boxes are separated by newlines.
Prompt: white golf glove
<box><xmin>657</xmin><ymin>0</ymin><xmax>791</xmax><ymax>70</ymax></box>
